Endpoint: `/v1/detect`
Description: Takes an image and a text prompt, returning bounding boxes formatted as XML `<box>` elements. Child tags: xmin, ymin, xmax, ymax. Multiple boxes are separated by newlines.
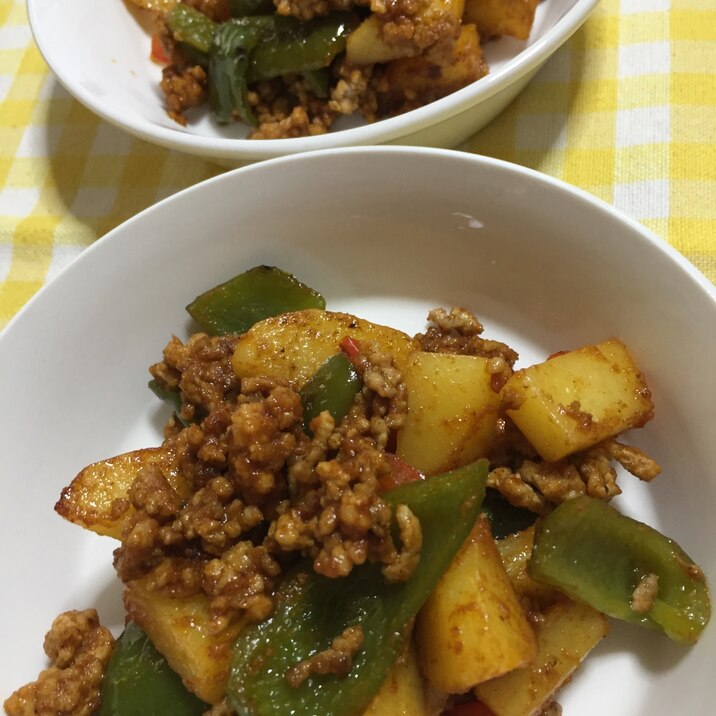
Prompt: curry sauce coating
<box><xmin>117</xmin><ymin>333</ymin><xmax>414</xmax><ymax>633</ymax></box>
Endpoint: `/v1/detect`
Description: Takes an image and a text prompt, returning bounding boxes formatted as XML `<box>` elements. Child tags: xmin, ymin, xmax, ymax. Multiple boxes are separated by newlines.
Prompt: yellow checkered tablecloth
<box><xmin>0</xmin><ymin>0</ymin><xmax>714</xmax><ymax>329</ymax></box>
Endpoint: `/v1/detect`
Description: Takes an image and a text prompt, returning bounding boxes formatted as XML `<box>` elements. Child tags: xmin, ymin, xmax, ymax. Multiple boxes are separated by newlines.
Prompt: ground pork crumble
<box><xmin>631</xmin><ymin>572</ymin><xmax>660</xmax><ymax>614</ymax></box>
<box><xmin>114</xmin><ymin>332</ymin><xmax>415</xmax><ymax>638</ymax></box>
<box><xmin>284</xmin><ymin>624</ymin><xmax>365</xmax><ymax>687</ymax></box>
<box><xmin>417</xmin><ymin>306</ymin><xmax>519</xmax><ymax>391</ymax></box>
<box><xmin>4</xmin><ymin>610</ymin><xmax>115</xmax><ymax>716</ymax></box>
<box><xmin>486</xmin><ymin>434</ymin><xmax>661</xmax><ymax>515</ymax></box>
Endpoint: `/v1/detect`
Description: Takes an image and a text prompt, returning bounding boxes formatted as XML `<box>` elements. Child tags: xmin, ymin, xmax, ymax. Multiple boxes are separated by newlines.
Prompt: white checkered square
<box><xmin>613</xmin><ymin>180</ymin><xmax>670</xmax><ymax>220</ymax></box>
<box><xmin>616</xmin><ymin>106</ymin><xmax>670</xmax><ymax>147</ymax></box>
<box><xmin>618</xmin><ymin>41</ymin><xmax>670</xmax><ymax>78</ymax></box>
<box><xmin>0</xmin><ymin>24</ymin><xmax>31</xmax><ymax>50</ymax></box>
<box><xmin>0</xmin><ymin>74</ymin><xmax>12</xmax><ymax>103</ymax></box>
<box><xmin>619</xmin><ymin>0</ymin><xmax>670</xmax><ymax>14</ymax></box>
<box><xmin>15</xmin><ymin>121</ymin><xmax>63</xmax><ymax>158</ymax></box>
<box><xmin>0</xmin><ymin>243</ymin><xmax>13</xmax><ymax>283</ymax></box>
<box><xmin>0</xmin><ymin>186</ymin><xmax>40</xmax><ymax>215</ymax></box>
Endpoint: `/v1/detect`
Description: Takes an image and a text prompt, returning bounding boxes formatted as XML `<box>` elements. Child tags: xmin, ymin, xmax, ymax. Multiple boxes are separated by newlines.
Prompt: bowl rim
<box><xmin>27</xmin><ymin>0</ymin><xmax>599</xmax><ymax>161</ymax></box>
<box><xmin>3</xmin><ymin>145</ymin><xmax>714</xmax><ymax>344</ymax></box>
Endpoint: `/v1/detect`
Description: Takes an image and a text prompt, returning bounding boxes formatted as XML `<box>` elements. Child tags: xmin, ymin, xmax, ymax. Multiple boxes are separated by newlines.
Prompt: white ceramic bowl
<box><xmin>28</xmin><ymin>0</ymin><xmax>597</xmax><ymax>164</ymax></box>
<box><xmin>1</xmin><ymin>147</ymin><xmax>714</xmax><ymax>714</ymax></box>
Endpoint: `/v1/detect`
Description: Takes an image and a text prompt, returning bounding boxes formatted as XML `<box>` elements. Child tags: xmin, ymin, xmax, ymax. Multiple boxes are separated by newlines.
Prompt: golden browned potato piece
<box><xmin>376</xmin><ymin>25</ymin><xmax>488</xmax><ymax>115</ymax></box>
<box><xmin>231</xmin><ymin>309</ymin><xmax>419</xmax><ymax>389</ymax></box>
<box><xmin>474</xmin><ymin>600</ymin><xmax>609</xmax><ymax>716</ymax></box>
<box><xmin>396</xmin><ymin>352</ymin><xmax>501</xmax><ymax>475</ymax></box>
<box><xmin>363</xmin><ymin>643</ymin><xmax>437</xmax><ymax>715</ymax></box>
<box><xmin>347</xmin><ymin>0</ymin><xmax>465</xmax><ymax>66</ymax></box>
<box><xmin>495</xmin><ymin>525</ymin><xmax>559</xmax><ymax>607</ymax></box>
<box><xmin>347</xmin><ymin>15</ymin><xmax>411</xmax><ymax>65</ymax></box>
<box><xmin>415</xmin><ymin>517</ymin><xmax>537</xmax><ymax>693</ymax></box>
<box><xmin>124</xmin><ymin>567</ymin><xmax>248</xmax><ymax>705</ymax></box>
<box><xmin>503</xmin><ymin>338</ymin><xmax>654</xmax><ymax>462</ymax></box>
<box><xmin>463</xmin><ymin>0</ymin><xmax>538</xmax><ymax>41</ymax></box>
<box><xmin>54</xmin><ymin>447</ymin><xmax>185</xmax><ymax>540</ymax></box>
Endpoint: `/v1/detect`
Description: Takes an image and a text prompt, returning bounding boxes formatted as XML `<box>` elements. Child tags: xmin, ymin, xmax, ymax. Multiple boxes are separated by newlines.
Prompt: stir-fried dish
<box><xmin>4</xmin><ymin>266</ymin><xmax>711</xmax><ymax>716</ymax></box>
<box><xmin>125</xmin><ymin>0</ymin><xmax>538</xmax><ymax>138</ymax></box>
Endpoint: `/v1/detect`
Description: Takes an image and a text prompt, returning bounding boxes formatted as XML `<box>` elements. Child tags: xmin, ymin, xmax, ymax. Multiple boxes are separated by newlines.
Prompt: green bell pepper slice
<box><xmin>302</xmin><ymin>67</ymin><xmax>331</xmax><ymax>97</ymax></box>
<box><xmin>155</xmin><ymin>266</ymin><xmax>326</xmax><ymax>420</ymax></box>
<box><xmin>149</xmin><ymin>349</ymin><xmax>359</xmax><ymax>432</ymax></box>
<box><xmin>481</xmin><ymin>487</ymin><xmax>538</xmax><ymax>540</ymax></box>
<box><xmin>186</xmin><ymin>265</ymin><xmax>325</xmax><ymax>336</ymax></box>
<box><xmin>99</xmin><ymin>622</ymin><xmax>208</xmax><ymax>716</ymax></box>
<box><xmin>299</xmin><ymin>352</ymin><xmax>362</xmax><ymax>435</ymax></box>
<box><xmin>165</xmin><ymin>5</ymin><xmax>356</xmax><ymax>120</ymax></box>
<box><xmin>148</xmin><ymin>378</ymin><xmax>191</xmax><ymax>427</ymax></box>
<box><xmin>165</xmin><ymin>3</ymin><xmax>216</xmax><ymax>54</ymax></box>
<box><xmin>209</xmin><ymin>21</ymin><xmax>264</xmax><ymax>125</ymax></box>
<box><xmin>528</xmin><ymin>495</ymin><xmax>711</xmax><ymax>643</ymax></box>
<box><xmin>229</xmin><ymin>0</ymin><xmax>275</xmax><ymax>16</ymax></box>
<box><xmin>247</xmin><ymin>13</ymin><xmax>357</xmax><ymax>81</ymax></box>
<box><xmin>227</xmin><ymin>460</ymin><xmax>488</xmax><ymax>716</ymax></box>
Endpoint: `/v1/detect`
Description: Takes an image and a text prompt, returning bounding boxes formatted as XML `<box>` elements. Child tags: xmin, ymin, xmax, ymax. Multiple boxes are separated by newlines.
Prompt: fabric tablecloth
<box><xmin>0</xmin><ymin>0</ymin><xmax>714</xmax><ymax>330</ymax></box>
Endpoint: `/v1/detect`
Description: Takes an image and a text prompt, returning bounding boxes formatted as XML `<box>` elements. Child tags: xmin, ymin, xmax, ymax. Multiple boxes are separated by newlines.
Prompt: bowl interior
<box><xmin>1</xmin><ymin>147</ymin><xmax>714</xmax><ymax>714</ymax></box>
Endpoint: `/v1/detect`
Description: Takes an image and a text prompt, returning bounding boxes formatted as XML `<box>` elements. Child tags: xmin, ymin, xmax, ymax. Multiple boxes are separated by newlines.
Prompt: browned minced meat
<box><xmin>150</xmin><ymin>333</ymin><xmax>241</xmax><ymax>425</ymax></box>
<box><xmin>382</xmin><ymin>503</ymin><xmax>422</xmax><ymax>581</ymax></box>
<box><xmin>284</xmin><ymin>625</ymin><xmax>364</xmax><ymax>687</ymax></box>
<box><xmin>488</xmin><ymin>452</ymin><xmax>618</xmax><ymax>516</ymax></box>
<box><xmin>4</xmin><ymin>610</ymin><xmax>115</xmax><ymax>716</ymax></box>
<box><xmin>370</xmin><ymin>0</ymin><xmax>424</xmax><ymax>17</ymax></box>
<box><xmin>601</xmin><ymin>438</ymin><xmax>661</xmax><ymax>481</ymax></box>
<box><xmin>378</xmin><ymin>10</ymin><xmax>460</xmax><ymax>56</ymax></box>
<box><xmin>202</xmin><ymin>542</ymin><xmax>282</xmax><ymax>629</ymax></box>
<box><xmin>348</xmin><ymin>339</ymin><xmax>409</xmax><ymax>444</ymax></box>
<box><xmin>114</xmin><ymin>374</ymin><xmax>303</xmax><ymax>627</ymax></box>
<box><xmin>243</xmin><ymin>76</ymin><xmax>342</xmax><ymax>139</ymax></box>
<box><xmin>416</xmin><ymin>307</ymin><xmax>518</xmax><ymax>390</ymax></box>
<box><xmin>264</xmin><ymin>341</ymin><xmax>414</xmax><ymax>580</ymax></box>
<box><xmin>675</xmin><ymin>554</ymin><xmax>705</xmax><ymax>582</ymax></box>
<box><xmin>160</xmin><ymin>65</ymin><xmax>208</xmax><ymax>126</ymax></box>
<box><xmin>115</xmin><ymin>334</ymin><xmax>415</xmax><ymax>633</ymax></box>
<box><xmin>328</xmin><ymin>63</ymin><xmax>377</xmax><ymax>121</ymax></box>
<box><xmin>269</xmin><ymin>409</ymin><xmax>420</xmax><ymax>581</ymax></box>
<box><xmin>631</xmin><ymin>572</ymin><xmax>659</xmax><ymax>614</ymax></box>
<box><xmin>249</xmin><ymin>104</ymin><xmax>334</xmax><ymax>140</ymax></box>
<box><xmin>274</xmin><ymin>0</ymin><xmax>352</xmax><ymax>20</ymax></box>
<box><xmin>202</xmin><ymin>702</ymin><xmax>236</xmax><ymax>716</ymax></box>
<box><xmin>183</xmin><ymin>0</ymin><xmax>231</xmax><ymax>21</ymax></box>
<box><xmin>486</xmin><ymin>435</ymin><xmax>661</xmax><ymax>514</ymax></box>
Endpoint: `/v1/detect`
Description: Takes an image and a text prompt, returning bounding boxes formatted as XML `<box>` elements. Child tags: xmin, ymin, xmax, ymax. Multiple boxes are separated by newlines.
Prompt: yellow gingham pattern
<box><xmin>1</xmin><ymin>0</ymin><xmax>714</xmax><ymax>328</ymax></box>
